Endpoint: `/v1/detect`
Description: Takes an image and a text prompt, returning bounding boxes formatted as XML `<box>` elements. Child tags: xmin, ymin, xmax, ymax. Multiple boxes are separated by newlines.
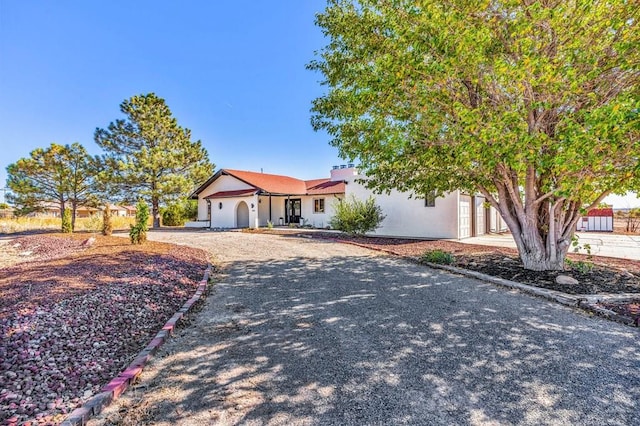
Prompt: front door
<box><xmin>285</xmin><ymin>199</ymin><xmax>302</xmax><ymax>224</ymax></box>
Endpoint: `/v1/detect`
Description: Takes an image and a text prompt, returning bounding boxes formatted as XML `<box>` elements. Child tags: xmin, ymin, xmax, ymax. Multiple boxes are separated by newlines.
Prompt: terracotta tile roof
<box><xmin>192</xmin><ymin>168</ymin><xmax>347</xmax><ymax>198</ymax></box>
<box><xmin>306</xmin><ymin>179</ymin><xmax>346</xmax><ymax>195</ymax></box>
<box><xmin>204</xmin><ymin>189</ymin><xmax>258</xmax><ymax>198</ymax></box>
<box><xmin>222</xmin><ymin>169</ymin><xmax>306</xmax><ymax>195</ymax></box>
<box><xmin>587</xmin><ymin>207</ymin><xmax>614</xmax><ymax>217</ymax></box>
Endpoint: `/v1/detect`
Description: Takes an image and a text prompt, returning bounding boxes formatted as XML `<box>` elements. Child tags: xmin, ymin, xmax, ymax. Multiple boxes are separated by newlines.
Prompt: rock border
<box><xmin>60</xmin><ymin>265</ymin><xmax>213</xmax><ymax>426</ymax></box>
<box><xmin>338</xmin><ymin>239</ymin><xmax>639</xmax><ymax>328</ymax></box>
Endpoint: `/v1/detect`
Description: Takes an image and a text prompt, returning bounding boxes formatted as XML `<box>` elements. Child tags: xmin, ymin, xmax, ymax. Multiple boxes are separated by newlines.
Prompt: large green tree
<box><xmin>310</xmin><ymin>0</ymin><xmax>640</xmax><ymax>270</ymax></box>
<box><xmin>94</xmin><ymin>93</ymin><xmax>214</xmax><ymax>228</ymax></box>
<box><xmin>7</xmin><ymin>143</ymin><xmax>97</xmax><ymax>229</ymax></box>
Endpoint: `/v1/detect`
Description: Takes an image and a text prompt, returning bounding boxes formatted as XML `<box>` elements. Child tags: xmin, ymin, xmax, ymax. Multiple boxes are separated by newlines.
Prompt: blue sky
<box><xmin>1</xmin><ymin>1</ymin><xmax>637</xmax><ymax>207</ymax></box>
<box><xmin>0</xmin><ymin>0</ymin><xmax>342</xmax><ymax>202</ymax></box>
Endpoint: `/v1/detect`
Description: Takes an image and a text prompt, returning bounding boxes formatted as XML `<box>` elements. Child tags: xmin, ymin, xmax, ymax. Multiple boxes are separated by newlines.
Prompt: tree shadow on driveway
<box><xmin>117</xmin><ymin>252</ymin><xmax>640</xmax><ymax>425</ymax></box>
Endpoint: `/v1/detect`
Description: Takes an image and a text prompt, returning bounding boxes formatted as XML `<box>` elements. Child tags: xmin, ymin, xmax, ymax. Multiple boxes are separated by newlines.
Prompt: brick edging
<box><xmin>337</xmin><ymin>239</ymin><xmax>639</xmax><ymax>328</ymax></box>
<box><xmin>60</xmin><ymin>264</ymin><xmax>212</xmax><ymax>426</ymax></box>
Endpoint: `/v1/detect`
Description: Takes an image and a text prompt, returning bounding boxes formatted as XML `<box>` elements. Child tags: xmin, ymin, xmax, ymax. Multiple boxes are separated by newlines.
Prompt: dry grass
<box><xmin>0</xmin><ymin>215</ymin><xmax>136</xmax><ymax>233</ymax></box>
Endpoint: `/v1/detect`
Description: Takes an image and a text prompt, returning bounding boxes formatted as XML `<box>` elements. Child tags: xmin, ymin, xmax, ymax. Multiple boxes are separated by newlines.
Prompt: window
<box><xmin>314</xmin><ymin>198</ymin><xmax>325</xmax><ymax>213</ymax></box>
<box><xmin>425</xmin><ymin>191</ymin><xmax>436</xmax><ymax>207</ymax></box>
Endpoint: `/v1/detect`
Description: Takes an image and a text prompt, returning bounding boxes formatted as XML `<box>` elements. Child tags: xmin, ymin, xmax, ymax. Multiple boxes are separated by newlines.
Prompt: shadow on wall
<box><xmin>124</xmin><ymin>254</ymin><xmax>639</xmax><ymax>424</ymax></box>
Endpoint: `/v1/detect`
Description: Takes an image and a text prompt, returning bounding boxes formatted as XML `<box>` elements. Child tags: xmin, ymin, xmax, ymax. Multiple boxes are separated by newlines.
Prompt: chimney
<box><xmin>330</xmin><ymin>164</ymin><xmax>357</xmax><ymax>181</ymax></box>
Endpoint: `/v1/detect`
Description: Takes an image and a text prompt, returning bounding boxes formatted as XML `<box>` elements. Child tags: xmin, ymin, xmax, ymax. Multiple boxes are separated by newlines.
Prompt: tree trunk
<box><xmin>512</xmin><ymin>223</ymin><xmax>570</xmax><ymax>271</ymax></box>
<box><xmin>152</xmin><ymin>198</ymin><xmax>160</xmax><ymax>228</ymax></box>
<box><xmin>71</xmin><ymin>202</ymin><xmax>77</xmax><ymax>231</ymax></box>
<box><xmin>477</xmin><ymin>165</ymin><xmax>607</xmax><ymax>272</ymax></box>
<box><xmin>59</xmin><ymin>199</ymin><xmax>65</xmax><ymax>220</ymax></box>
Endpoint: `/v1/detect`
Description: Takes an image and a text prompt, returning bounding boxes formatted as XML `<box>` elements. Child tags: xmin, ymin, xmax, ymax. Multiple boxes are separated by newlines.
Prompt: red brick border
<box><xmin>60</xmin><ymin>265</ymin><xmax>212</xmax><ymax>426</ymax></box>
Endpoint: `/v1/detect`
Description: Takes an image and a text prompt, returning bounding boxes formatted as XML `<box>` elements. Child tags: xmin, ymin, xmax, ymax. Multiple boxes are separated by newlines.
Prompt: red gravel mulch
<box><xmin>0</xmin><ymin>234</ymin><xmax>209</xmax><ymax>425</ymax></box>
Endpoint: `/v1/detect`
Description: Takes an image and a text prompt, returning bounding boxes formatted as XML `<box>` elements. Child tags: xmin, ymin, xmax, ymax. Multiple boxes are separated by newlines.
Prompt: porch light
<box><xmin>219</xmin><ymin>202</ymin><xmax>223</xmax><ymax>209</ymax></box>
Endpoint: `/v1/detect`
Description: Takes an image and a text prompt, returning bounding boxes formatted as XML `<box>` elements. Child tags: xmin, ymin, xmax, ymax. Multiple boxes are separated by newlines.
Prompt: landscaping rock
<box><xmin>555</xmin><ymin>275</ymin><xmax>579</xmax><ymax>285</ymax></box>
<box><xmin>0</xmin><ymin>234</ymin><xmax>209</xmax><ymax>425</ymax></box>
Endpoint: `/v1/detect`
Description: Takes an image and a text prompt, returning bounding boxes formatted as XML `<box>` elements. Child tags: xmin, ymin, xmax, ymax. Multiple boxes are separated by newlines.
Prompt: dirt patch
<box><xmin>0</xmin><ymin>234</ymin><xmax>209</xmax><ymax>425</ymax></box>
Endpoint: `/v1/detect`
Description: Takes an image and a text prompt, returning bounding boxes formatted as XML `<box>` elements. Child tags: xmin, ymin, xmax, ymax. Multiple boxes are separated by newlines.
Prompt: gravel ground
<box><xmin>0</xmin><ymin>234</ymin><xmax>208</xmax><ymax>425</ymax></box>
<box><xmin>89</xmin><ymin>230</ymin><xmax>640</xmax><ymax>426</ymax></box>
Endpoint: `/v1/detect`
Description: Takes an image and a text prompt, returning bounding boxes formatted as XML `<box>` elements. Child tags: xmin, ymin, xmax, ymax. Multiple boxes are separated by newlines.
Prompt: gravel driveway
<box><xmin>92</xmin><ymin>230</ymin><xmax>640</xmax><ymax>425</ymax></box>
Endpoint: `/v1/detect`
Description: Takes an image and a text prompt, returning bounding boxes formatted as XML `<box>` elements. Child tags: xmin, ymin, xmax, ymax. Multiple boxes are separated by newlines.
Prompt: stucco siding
<box><xmin>197</xmin><ymin>175</ymin><xmax>254</xmax><ymax>221</ymax></box>
<box><xmin>300</xmin><ymin>194</ymin><xmax>342</xmax><ymax>228</ymax></box>
<box><xmin>204</xmin><ymin>196</ymin><xmax>259</xmax><ymax>228</ymax></box>
<box><xmin>345</xmin><ymin>177</ymin><xmax>460</xmax><ymax>239</ymax></box>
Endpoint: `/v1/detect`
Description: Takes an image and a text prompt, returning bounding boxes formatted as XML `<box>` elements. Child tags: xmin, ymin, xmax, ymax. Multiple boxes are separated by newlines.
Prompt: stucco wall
<box><xmin>206</xmin><ymin>196</ymin><xmax>257</xmax><ymax>228</ymax></box>
<box><xmin>197</xmin><ymin>175</ymin><xmax>254</xmax><ymax>221</ymax></box>
<box><xmin>345</xmin><ymin>176</ymin><xmax>460</xmax><ymax>239</ymax></box>
<box><xmin>300</xmin><ymin>194</ymin><xmax>342</xmax><ymax>228</ymax></box>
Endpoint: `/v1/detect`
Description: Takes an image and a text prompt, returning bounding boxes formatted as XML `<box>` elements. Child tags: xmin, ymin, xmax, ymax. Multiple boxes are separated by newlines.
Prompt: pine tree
<box><xmin>95</xmin><ymin>93</ymin><xmax>214</xmax><ymax>228</ymax></box>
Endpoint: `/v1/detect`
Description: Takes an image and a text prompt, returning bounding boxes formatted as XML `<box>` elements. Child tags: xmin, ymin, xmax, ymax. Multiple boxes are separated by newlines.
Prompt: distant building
<box><xmin>577</xmin><ymin>207</ymin><xmax>614</xmax><ymax>232</ymax></box>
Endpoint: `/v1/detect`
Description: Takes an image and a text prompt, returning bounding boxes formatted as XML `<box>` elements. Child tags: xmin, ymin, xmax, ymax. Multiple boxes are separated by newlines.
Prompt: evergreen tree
<box><xmin>95</xmin><ymin>93</ymin><xmax>214</xmax><ymax>228</ymax></box>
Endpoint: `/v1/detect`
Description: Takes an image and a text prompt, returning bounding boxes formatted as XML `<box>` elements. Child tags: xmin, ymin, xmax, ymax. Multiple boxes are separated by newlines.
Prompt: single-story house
<box><xmin>576</xmin><ymin>207</ymin><xmax>614</xmax><ymax>232</ymax></box>
<box><xmin>190</xmin><ymin>165</ymin><xmax>508</xmax><ymax>239</ymax></box>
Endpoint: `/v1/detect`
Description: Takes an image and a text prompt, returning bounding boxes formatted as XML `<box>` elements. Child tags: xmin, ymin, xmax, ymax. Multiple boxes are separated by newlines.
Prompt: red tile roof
<box><xmin>192</xmin><ymin>169</ymin><xmax>347</xmax><ymax>198</ymax></box>
<box><xmin>587</xmin><ymin>208</ymin><xmax>614</xmax><ymax>217</ymax></box>
<box><xmin>306</xmin><ymin>179</ymin><xmax>346</xmax><ymax>195</ymax></box>
<box><xmin>224</xmin><ymin>169</ymin><xmax>308</xmax><ymax>194</ymax></box>
<box><xmin>204</xmin><ymin>189</ymin><xmax>258</xmax><ymax>198</ymax></box>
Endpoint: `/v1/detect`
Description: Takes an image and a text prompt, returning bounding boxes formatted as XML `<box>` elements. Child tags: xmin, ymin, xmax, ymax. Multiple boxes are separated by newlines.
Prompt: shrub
<box><xmin>102</xmin><ymin>205</ymin><xmax>113</xmax><ymax>236</ymax></box>
<box><xmin>61</xmin><ymin>208</ymin><xmax>72</xmax><ymax>233</ymax></box>
<box><xmin>329</xmin><ymin>195</ymin><xmax>385</xmax><ymax>236</ymax></box>
<box><xmin>130</xmin><ymin>201</ymin><xmax>149</xmax><ymax>244</ymax></box>
<box><xmin>85</xmin><ymin>213</ymin><xmax>103</xmax><ymax>231</ymax></box>
<box><xmin>421</xmin><ymin>249</ymin><xmax>455</xmax><ymax>265</ymax></box>
<box><xmin>161</xmin><ymin>203</ymin><xmax>184</xmax><ymax>226</ymax></box>
<box><xmin>161</xmin><ymin>200</ymin><xmax>198</xmax><ymax>226</ymax></box>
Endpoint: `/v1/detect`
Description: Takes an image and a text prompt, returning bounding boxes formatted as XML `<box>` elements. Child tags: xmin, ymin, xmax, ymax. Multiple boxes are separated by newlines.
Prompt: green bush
<box><xmin>130</xmin><ymin>201</ymin><xmax>149</xmax><ymax>244</ymax></box>
<box><xmin>161</xmin><ymin>200</ymin><xmax>198</xmax><ymax>226</ymax></box>
<box><xmin>421</xmin><ymin>249</ymin><xmax>455</xmax><ymax>265</ymax></box>
<box><xmin>61</xmin><ymin>208</ymin><xmax>72</xmax><ymax>233</ymax></box>
<box><xmin>329</xmin><ymin>195</ymin><xmax>385</xmax><ymax>236</ymax></box>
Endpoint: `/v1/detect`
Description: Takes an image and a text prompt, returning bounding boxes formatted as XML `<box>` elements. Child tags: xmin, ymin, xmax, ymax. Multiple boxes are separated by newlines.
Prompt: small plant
<box><xmin>102</xmin><ymin>204</ymin><xmax>113</xmax><ymax>236</ymax></box>
<box><xmin>130</xmin><ymin>201</ymin><xmax>149</xmax><ymax>244</ymax></box>
<box><xmin>266</xmin><ymin>220</ymin><xmax>274</xmax><ymax>229</ymax></box>
<box><xmin>61</xmin><ymin>208</ymin><xmax>72</xmax><ymax>233</ymax></box>
<box><xmin>571</xmin><ymin>234</ymin><xmax>592</xmax><ymax>257</ymax></box>
<box><xmin>565</xmin><ymin>258</ymin><xmax>594</xmax><ymax>274</ymax></box>
<box><xmin>329</xmin><ymin>195</ymin><xmax>386</xmax><ymax>236</ymax></box>
<box><xmin>421</xmin><ymin>249</ymin><xmax>455</xmax><ymax>265</ymax></box>
<box><xmin>85</xmin><ymin>212</ymin><xmax>103</xmax><ymax>231</ymax></box>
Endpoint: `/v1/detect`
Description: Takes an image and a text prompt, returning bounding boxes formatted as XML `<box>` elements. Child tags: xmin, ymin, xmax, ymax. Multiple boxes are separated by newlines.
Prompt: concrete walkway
<box><xmin>462</xmin><ymin>232</ymin><xmax>640</xmax><ymax>260</ymax></box>
<box><xmin>93</xmin><ymin>231</ymin><xmax>639</xmax><ymax>425</ymax></box>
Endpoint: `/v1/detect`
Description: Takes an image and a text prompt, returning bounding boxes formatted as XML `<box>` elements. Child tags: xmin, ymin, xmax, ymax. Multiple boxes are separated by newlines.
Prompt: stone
<box><xmin>82</xmin><ymin>237</ymin><xmax>96</xmax><ymax>247</ymax></box>
<box><xmin>620</xmin><ymin>269</ymin><xmax>635</xmax><ymax>278</ymax></box>
<box><xmin>556</xmin><ymin>275</ymin><xmax>579</xmax><ymax>285</ymax></box>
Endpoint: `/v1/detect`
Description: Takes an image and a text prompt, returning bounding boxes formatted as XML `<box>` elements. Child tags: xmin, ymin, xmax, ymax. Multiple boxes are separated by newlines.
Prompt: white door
<box><xmin>475</xmin><ymin>198</ymin><xmax>485</xmax><ymax>236</ymax></box>
<box><xmin>459</xmin><ymin>198</ymin><xmax>471</xmax><ymax>239</ymax></box>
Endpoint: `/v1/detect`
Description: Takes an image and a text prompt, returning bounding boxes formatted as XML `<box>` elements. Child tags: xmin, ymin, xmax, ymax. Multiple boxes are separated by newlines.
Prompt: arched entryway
<box><xmin>236</xmin><ymin>201</ymin><xmax>250</xmax><ymax>228</ymax></box>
